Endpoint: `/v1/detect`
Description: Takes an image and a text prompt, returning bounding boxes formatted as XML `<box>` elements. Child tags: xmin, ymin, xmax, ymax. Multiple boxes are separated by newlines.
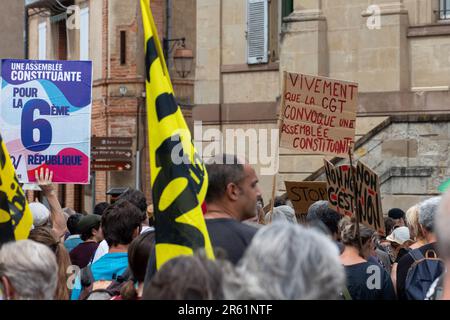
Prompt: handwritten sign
<box><xmin>285</xmin><ymin>181</ymin><xmax>327</xmax><ymax>217</ymax></box>
<box><xmin>324</xmin><ymin>159</ymin><xmax>355</xmax><ymax>217</ymax></box>
<box><xmin>280</xmin><ymin>72</ymin><xmax>357</xmax><ymax>158</ymax></box>
<box><xmin>324</xmin><ymin>159</ymin><xmax>385</xmax><ymax>234</ymax></box>
<box><xmin>0</xmin><ymin>59</ymin><xmax>92</xmax><ymax>183</ymax></box>
<box><xmin>355</xmin><ymin>161</ymin><xmax>385</xmax><ymax>235</ymax></box>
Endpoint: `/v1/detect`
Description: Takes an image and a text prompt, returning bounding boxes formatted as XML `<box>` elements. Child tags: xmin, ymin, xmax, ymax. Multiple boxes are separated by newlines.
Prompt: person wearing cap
<box><xmin>386</xmin><ymin>226</ymin><xmax>412</xmax><ymax>292</ymax></box>
<box><xmin>29</xmin><ymin>202</ymin><xmax>51</xmax><ymax>228</ymax></box>
<box><xmin>388</xmin><ymin>208</ymin><xmax>406</xmax><ymax>228</ymax></box>
<box><xmin>69</xmin><ymin>214</ymin><xmax>103</xmax><ymax>269</ymax></box>
<box><xmin>32</xmin><ymin>168</ymin><xmax>68</xmax><ymax>240</ymax></box>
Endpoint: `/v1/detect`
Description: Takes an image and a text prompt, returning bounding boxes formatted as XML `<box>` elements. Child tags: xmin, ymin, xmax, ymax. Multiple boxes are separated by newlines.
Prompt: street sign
<box><xmin>91</xmin><ymin>161</ymin><xmax>132</xmax><ymax>171</ymax></box>
<box><xmin>92</xmin><ymin>137</ymin><xmax>133</xmax><ymax>148</ymax></box>
<box><xmin>91</xmin><ymin>149</ymin><xmax>132</xmax><ymax>160</ymax></box>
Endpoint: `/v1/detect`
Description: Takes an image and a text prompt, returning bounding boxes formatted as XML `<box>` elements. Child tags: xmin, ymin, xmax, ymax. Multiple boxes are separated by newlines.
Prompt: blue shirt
<box><xmin>64</xmin><ymin>235</ymin><xmax>83</xmax><ymax>253</ymax></box>
<box><xmin>71</xmin><ymin>252</ymin><xmax>128</xmax><ymax>300</ymax></box>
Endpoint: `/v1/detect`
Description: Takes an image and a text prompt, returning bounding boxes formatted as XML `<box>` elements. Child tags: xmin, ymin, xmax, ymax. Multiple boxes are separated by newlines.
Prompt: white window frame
<box><xmin>39</xmin><ymin>22</ymin><xmax>47</xmax><ymax>60</ymax></box>
<box><xmin>247</xmin><ymin>0</ymin><xmax>269</xmax><ymax>65</ymax></box>
<box><xmin>440</xmin><ymin>0</ymin><xmax>450</xmax><ymax>19</ymax></box>
<box><xmin>80</xmin><ymin>7</ymin><xmax>90</xmax><ymax>60</ymax></box>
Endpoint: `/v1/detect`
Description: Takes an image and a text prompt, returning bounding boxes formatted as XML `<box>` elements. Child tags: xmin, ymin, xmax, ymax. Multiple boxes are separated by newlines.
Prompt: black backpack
<box><xmin>78</xmin><ymin>266</ymin><xmax>131</xmax><ymax>300</ymax></box>
<box><xmin>405</xmin><ymin>248</ymin><xmax>444</xmax><ymax>300</ymax></box>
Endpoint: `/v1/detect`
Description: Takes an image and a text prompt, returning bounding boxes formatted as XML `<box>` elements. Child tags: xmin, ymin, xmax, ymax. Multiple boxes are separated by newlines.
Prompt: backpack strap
<box><xmin>408</xmin><ymin>249</ymin><xmax>425</xmax><ymax>262</ymax></box>
<box><xmin>80</xmin><ymin>265</ymin><xmax>94</xmax><ymax>288</ymax></box>
<box><xmin>342</xmin><ymin>287</ymin><xmax>352</xmax><ymax>300</ymax></box>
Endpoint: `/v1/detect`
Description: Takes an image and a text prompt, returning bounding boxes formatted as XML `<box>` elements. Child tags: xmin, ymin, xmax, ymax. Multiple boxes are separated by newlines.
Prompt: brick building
<box><xmin>25</xmin><ymin>0</ymin><xmax>167</xmax><ymax>212</ymax></box>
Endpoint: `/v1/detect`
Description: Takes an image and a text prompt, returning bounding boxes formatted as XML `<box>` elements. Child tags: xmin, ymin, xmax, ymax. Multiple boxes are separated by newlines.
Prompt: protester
<box><xmin>34</xmin><ymin>168</ymin><xmax>68</xmax><ymax>240</ymax></box>
<box><xmin>203</xmin><ymin>154</ymin><xmax>260</xmax><ymax>265</ymax></box>
<box><xmin>143</xmin><ymin>252</ymin><xmax>227</xmax><ymax>300</ymax></box>
<box><xmin>0</xmin><ymin>240</ymin><xmax>58</xmax><ymax>300</ymax></box>
<box><xmin>306</xmin><ymin>200</ymin><xmax>342</xmax><ymax>240</ymax></box>
<box><xmin>265</xmin><ymin>205</ymin><xmax>296</xmax><ymax>224</ymax></box>
<box><xmin>112</xmin><ymin>231</ymin><xmax>156</xmax><ymax>300</ymax></box>
<box><xmin>29</xmin><ymin>202</ymin><xmax>51</xmax><ymax>228</ymax></box>
<box><xmin>223</xmin><ymin>222</ymin><xmax>345</xmax><ymax>299</ymax></box>
<box><xmin>70</xmin><ymin>214</ymin><xmax>103</xmax><ymax>269</ymax></box>
<box><xmin>427</xmin><ymin>190</ymin><xmax>450</xmax><ymax>300</ymax></box>
<box><xmin>339</xmin><ymin>220</ymin><xmax>396</xmax><ymax>300</ymax></box>
<box><xmin>405</xmin><ymin>204</ymin><xmax>427</xmax><ymax>250</ymax></box>
<box><xmin>92</xmin><ymin>189</ymin><xmax>152</xmax><ymax>264</ymax></box>
<box><xmin>387</xmin><ymin>226</ymin><xmax>412</xmax><ymax>290</ymax></box>
<box><xmin>396</xmin><ymin>196</ymin><xmax>443</xmax><ymax>300</ymax></box>
<box><xmin>28</xmin><ymin>227</ymin><xmax>72</xmax><ymax>300</ymax></box>
<box><xmin>71</xmin><ymin>200</ymin><xmax>142</xmax><ymax>300</ymax></box>
<box><xmin>388</xmin><ymin>208</ymin><xmax>406</xmax><ymax>228</ymax></box>
<box><xmin>93</xmin><ymin>202</ymin><xmax>109</xmax><ymax>216</ymax></box>
<box><xmin>64</xmin><ymin>213</ymin><xmax>83</xmax><ymax>252</ymax></box>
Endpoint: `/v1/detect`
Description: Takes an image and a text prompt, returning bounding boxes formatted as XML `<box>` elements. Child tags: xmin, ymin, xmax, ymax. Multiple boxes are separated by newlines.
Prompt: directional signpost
<box><xmin>91</xmin><ymin>149</ymin><xmax>133</xmax><ymax>160</ymax></box>
<box><xmin>91</xmin><ymin>161</ymin><xmax>132</xmax><ymax>171</ymax></box>
<box><xmin>91</xmin><ymin>137</ymin><xmax>133</xmax><ymax>172</ymax></box>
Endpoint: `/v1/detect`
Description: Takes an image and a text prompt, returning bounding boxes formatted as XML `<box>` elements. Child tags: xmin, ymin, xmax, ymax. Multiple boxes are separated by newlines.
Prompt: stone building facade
<box><xmin>0</xmin><ymin>0</ymin><xmax>24</xmax><ymax>59</ymax></box>
<box><xmin>193</xmin><ymin>0</ymin><xmax>450</xmax><ymax>212</ymax></box>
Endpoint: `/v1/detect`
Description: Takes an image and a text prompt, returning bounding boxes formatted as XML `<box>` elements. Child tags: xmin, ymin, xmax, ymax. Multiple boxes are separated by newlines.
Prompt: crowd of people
<box><xmin>0</xmin><ymin>155</ymin><xmax>449</xmax><ymax>300</ymax></box>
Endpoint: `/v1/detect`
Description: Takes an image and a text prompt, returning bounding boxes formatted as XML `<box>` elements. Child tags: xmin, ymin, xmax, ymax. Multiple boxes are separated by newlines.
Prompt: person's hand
<box><xmin>35</xmin><ymin>168</ymin><xmax>55</xmax><ymax>196</ymax></box>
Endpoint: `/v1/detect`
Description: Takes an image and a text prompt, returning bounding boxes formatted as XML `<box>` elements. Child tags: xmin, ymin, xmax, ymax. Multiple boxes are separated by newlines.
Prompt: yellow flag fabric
<box><xmin>140</xmin><ymin>0</ymin><xmax>214</xmax><ymax>269</ymax></box>
<box><xmin>0</xmin><ymin>133</ymin><xmax>33</xmax><ymax>245</ymax></box>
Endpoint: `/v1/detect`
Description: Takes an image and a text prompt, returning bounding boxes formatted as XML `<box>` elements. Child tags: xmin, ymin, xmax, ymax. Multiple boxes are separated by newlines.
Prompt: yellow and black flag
<box><xmin>0</xmin><ymin>133</ymin><xmax>33</xmax><ymax>245</ymax></box>
<box><xmin>140</xmin><ymin>0</ymin><xmax>214</xmax><ymax>269</ymax></box>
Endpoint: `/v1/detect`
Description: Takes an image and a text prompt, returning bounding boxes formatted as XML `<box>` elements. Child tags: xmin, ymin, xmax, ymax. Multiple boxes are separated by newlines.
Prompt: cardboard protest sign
<box><xmin>324</xmin><ymin>159</ymin><xmax>355</xmax><ymax>217</ymax></box>
<box><xmin>324</xmin><ymin>159</ymin><xmax>385</xmax><ymax>235</ymax></box>
<box><xmin>285</xmin><ymin>181</ymin><xmax>327</xmax><ymax>217</ymax></box>
<box><xmin>355</xmin><ymin>161</ymin><xmax>385</xmax><ymax>235</ymax></box>
<box><xmin>280</xmin><ymin>72</ymin><xmax>357</xmax><ymax>158</ymax></box>
<box><xmin>0</xmin><ymin>59</ymin><xmax>92</xmax><ymax>183</ymax></box>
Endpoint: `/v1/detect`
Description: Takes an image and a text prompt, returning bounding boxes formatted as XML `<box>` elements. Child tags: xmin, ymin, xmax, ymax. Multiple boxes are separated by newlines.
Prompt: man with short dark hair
<box><xmin>203</xmin><ymin>154</ymin><xmax>261</xmax><ymax>265</ymax></box>
<box><xmin>91</xmin><ymin>189</ymin><xmax>153</xmax><ymax>264</ymax></box>
<box><xmin>71</xmin><ymin>200</ymin><xmax>142</xmax><ymax>300</ymax></box>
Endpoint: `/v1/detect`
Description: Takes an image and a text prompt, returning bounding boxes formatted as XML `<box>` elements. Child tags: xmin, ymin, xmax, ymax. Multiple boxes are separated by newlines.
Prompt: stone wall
<box><xmin>315</xmin><ymin>119</ymin><xmax>450</xmax><ymax>213</ymax></box>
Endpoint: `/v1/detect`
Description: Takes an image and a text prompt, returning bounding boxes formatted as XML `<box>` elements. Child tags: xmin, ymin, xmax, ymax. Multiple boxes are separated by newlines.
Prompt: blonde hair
<box><xmin>28</xmin><ymin>227</ymin><xmax>71</xmax><ymax>300</ymax></box>
<box><xmin>405</xmin><ymin>205</ymin><xmax>419</xmax><ymax>240</ymax></box>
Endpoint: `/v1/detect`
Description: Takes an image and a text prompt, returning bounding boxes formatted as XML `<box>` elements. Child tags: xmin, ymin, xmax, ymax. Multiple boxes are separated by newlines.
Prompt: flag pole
<box><xmin>269</xmin><ymin>71</ymin><xmax>287</xmax><ymax>223</ymax></box>
<box><xmin>348</xmin><ymin>142</ymin><xmax>362</xmax><ymax>248</ymax></box>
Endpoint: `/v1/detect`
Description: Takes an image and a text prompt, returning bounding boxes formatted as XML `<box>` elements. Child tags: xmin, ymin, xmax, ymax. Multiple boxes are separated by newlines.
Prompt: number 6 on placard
<box><xmin>21</xmin><ymin>99</ymin><xmax>52</xmax><ymax>152</ymax></box>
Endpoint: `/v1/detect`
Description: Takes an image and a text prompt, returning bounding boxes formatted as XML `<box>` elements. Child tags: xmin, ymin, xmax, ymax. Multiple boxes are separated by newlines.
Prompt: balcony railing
<box><xmin>437</xmin><ymin>0</ymin><xmax>450</xmax><ymax>20</ymax></box>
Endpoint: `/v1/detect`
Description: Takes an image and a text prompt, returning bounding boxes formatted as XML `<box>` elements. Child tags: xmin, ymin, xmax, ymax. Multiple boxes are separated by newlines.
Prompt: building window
<box><xmin>440</xmin><ymin>0</ymin><xmax>450</xmax><ymax>19</ymax></box>
<box><xmin>80</xmin><ymin>7</ymin><xmax>89</xmax><ymax>60</ymax></box>
<box><xmin>120</xmin><ymin>31</ymin><xmax>127</xmax><ymax>65</ymax></box>
<box><xmin>247</xmin><ymin>0</ymin><xmax>269</xmax><ymax>64</ymax></box>
<box><xmin>39</xmin><ymin>22</ymin><xmax>47</xmax><ymax>59</ymax></box>
<box><xmin>282</xmin><ymin>0</ymin><xmax>294</xmax><ymax>19</ymax></box>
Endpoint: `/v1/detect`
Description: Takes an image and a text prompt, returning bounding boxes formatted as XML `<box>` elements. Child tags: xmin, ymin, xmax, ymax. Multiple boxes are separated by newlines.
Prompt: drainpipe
<box><xmin>24</xmin><ymin>4</ymin><xmax>29</xmax><ymax>59</ymax></box>
<box><xmin>165</xmin><ymin>0</ymin><xmax>172</xmax><ymax>69</ymax></box>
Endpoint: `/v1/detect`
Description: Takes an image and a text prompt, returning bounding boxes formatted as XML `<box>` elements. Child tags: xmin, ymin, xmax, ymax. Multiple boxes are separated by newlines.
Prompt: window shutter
<box><xmin>247</xmin><ymin>0</ymin><xmax>268</xmax><ymax>64</ymax></box>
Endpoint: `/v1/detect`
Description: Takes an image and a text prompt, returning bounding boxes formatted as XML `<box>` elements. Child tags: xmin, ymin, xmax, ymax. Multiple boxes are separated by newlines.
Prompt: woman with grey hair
<box><xmin>0</xmin><ymin>240</ymin><xmax>58</xmax><ymax>300</ymax></box>
<box><xmin>396</xmin><ymin>196</ymin><xmax>443</xmax><ymax>300</ymax></box>
<box><xmin>222</xmin><ymin>222</ymin><xmax>345</xmax><ymax>300</ymax></box>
